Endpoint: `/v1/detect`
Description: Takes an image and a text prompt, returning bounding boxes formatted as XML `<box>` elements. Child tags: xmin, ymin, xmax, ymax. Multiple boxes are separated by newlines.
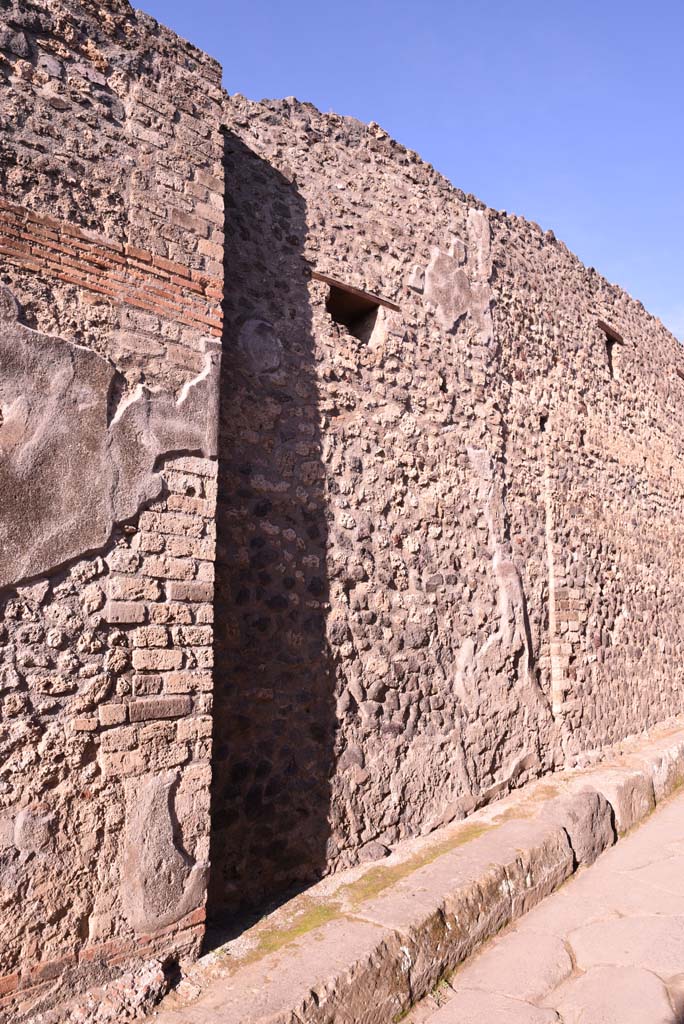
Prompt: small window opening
<box><xmin>539</xmin><ymin>412</ymin><xmax>548</xmax><ymax>433</ymax></box>
<box><xmin>313</xmin><ymin>270</ymin><xmax>400</xmax><ymax>343</ymax></box>
<box><xmin>327</xmin><ymin>287</ymin><xmax>379</xmax><ymax>341</ymax></box>
<box><xmin>605</xmin><ymin>337</ymin><xmax>617</xmax><ymax>379</ymax></box>
<box><xmin>598</xmin><ymin>319</ymin><xmax>624</xmax><ymax>380</ymax></box>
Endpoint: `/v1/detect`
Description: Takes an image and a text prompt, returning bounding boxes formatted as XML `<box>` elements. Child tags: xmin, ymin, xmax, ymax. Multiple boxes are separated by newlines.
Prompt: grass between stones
<box><xmin>225</xmin><ymin>820</ymin><xmax>495</xmax><ymax>969</ymax></box>
<box><xmin>339</xmin><ymin>821</ymin><xmax>494</xmax><ymax>905</ymax></box>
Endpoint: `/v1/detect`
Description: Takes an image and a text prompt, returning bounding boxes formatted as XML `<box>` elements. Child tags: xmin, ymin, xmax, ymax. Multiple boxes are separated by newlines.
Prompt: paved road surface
<box><xmin>408</xmin><ymin>789</ymin><xmax>684</xmax><ymax>1024</ymax></box>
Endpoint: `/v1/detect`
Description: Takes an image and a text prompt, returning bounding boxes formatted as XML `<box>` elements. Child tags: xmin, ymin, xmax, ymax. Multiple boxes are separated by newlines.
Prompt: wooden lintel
<box><xmin>311</xmin><ymin>270</ymin><xmax>401</xmax><ymax>312</ymax></box>
<box><xmin>598</xmin><ymin>319</ymin><xmax>624</xmax><ymax>344</ymax></box>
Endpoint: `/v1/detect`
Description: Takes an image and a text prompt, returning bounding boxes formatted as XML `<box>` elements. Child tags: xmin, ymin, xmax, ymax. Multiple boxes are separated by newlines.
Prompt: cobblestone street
<box><xmin>409</xmin><ymin>790</ymin><xmax>684</xmax><ymax>1024</ymax></box>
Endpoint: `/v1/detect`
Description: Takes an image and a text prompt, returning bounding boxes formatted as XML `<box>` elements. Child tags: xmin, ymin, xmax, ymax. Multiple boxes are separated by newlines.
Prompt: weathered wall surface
<box><xmin>0</xmin><ymin>1</ymin><xmax>223</xmax><ymax>1019</ymax></box>
<box><xmin>212</xmin><ymin>97</ymin><xmax>556</xmax><ymax>913</ymax></box>
<box><xmin>211</xmin><ymin>95</ymin><xmax>684</xmax><ymax>916</ymax></box>
<box><xmin>210</xmin><ymin>125</ymin><xmax>338</xmax><ymax>913</ymax></box>
<box><xmin>491</xmin><ymin>213</ymin><xmax>684</xmax><ymax>748</ymax></box>
<box><xmin>0</xmin><ymin>0</ymin><xmax>223</xmax><ymax>388</ymax></box>
<box><xmin>3</xmin><ymin>0</ymin><xmax>684</xmax><ymax>1013</ymax></box>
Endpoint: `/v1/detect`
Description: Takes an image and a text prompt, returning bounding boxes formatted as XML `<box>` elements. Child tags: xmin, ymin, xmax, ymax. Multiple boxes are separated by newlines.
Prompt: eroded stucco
<box><xmin>0</xmin><ymin>285</ymin><xmax>219</xmax><ymax>591</ymax></box>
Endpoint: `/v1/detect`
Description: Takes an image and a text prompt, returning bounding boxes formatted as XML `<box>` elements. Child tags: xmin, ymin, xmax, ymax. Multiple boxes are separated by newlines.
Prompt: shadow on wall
<box><xmin>207</xmin><ymin>129</ymin><xmax>335</xmax><ymax>931</ymax></box>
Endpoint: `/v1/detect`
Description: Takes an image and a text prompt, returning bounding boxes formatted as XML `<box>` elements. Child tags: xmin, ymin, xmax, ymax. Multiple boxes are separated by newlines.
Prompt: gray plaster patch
<box><xmin>236</xmin><ymin>318</ymin><xmax>283</xmax><ymax>373</ymax></box>
<box><xmin>0</xmin><ymin>284</ymin><xmax>220</xmax><ymax>590</ymax></box>
<box><xmin>423</xmin><ymin>249</ymin><xmax>471</xmax><ymax>331</ymax></box>
<box><xmin>122</xmin><ymin>771</ymin><xmax>208</xmax><ymax>933</ymax></box>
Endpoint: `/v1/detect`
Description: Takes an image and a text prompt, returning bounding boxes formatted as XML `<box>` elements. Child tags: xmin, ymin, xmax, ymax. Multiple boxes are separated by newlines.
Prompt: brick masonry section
<box><xmin>0</xmin><ymin>455</ymin><xmax>218</xmax><ymax>1023</ymax></box>
<box><xmin>0</xmin><ymin>200</ymin><xmax>223</xmax><ymax>337</ymax></box>
<box><xmin>0</xmin><ymin>2</ymin><xmax>224</xmax><ymax>1020</ymax></box>
<box><xmin>1</xmin><ymin>0</ymin><xmax>224</xmax><ymax>395</ymax></box>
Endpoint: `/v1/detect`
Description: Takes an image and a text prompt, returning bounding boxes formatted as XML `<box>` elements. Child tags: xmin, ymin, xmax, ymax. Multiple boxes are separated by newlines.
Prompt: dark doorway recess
<box><xmin>207</xmin><ymin>130</ymin><xmax>336</xmax><ymax>940</ymax></box>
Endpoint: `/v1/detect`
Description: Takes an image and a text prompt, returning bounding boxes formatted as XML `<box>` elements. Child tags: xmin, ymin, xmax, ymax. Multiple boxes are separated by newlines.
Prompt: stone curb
<box><xmin>151</xmin><ymin>727</ymin><xmax>684</xmax><ymax>1024</ymax></box>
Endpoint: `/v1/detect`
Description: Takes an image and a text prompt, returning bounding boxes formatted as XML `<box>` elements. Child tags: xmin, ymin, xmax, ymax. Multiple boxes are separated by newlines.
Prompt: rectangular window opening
<box><xmin>598</xmin><ymin>319</ymin><xmax>624</xmax><ymax>380</ymax></box>
<box><xmin>312</xmin><ymin>270</ymin><xmax>400</xmax><ymax>342</ymax></box>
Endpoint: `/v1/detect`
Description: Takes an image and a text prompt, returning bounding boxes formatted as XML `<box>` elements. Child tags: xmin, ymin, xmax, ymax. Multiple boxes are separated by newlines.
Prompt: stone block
<box><xmin>14</xmin><ymin>805</ymin><xmax>56</xmax><ymax>854</ymax></box>
<box><xmin>355</xmin><ymin>818</ymin><xmax>573</xmax><ymax>1003</ymax></box>
<box><xmin>142</xmin><ymin>555</ymin><xmax>197</xmax><ymax>580</ymax></box>
<box><xmin>168</xmin><ymin>581</ymin><xmax>213</xmax><ymax>603</ymax></box>
<box><xmin>72</xmin><ymin>717</ymin><xmax>98</xmax><ymax>732</ymax></box>
<box><xmin>545</xmin><ymin>788</ymin><xmax>615</xmax><ymax>866</ymax></box>
<box><xmin>108</xmin><ymin>576</ymin><xmax>162</xmax><ymax>603</ymax></box>
<box><xmin>100</xmin><ymin>726</ymin><xmax>138</xmax><ymax>752</ymax></box>
<box><xmin>133</xmin><ymin>674</ymin><xmax>164</xmax><ymax>696</ymax></box>
<box><xmin>152</xmin><ymin>916</ymin><xmax>409</xmax><ymax>1024</ymax></box>
<box><xmin>0</xmin><ymin>974</ymin><xmax>19</xmax><ymax>997</ymax></box>
<box><xmin>632</xmin><ymin>736</ymin><xmax>684</xmax><ymax>803</ymax></box>
<box><xmin>576</xmin><ymin>767</ymin><xmax>656</xmax><ymax>835</ymax></box>
<box><xmin>132</xmin><ymin>649</ymin><xmax>183</xmax><ymax>672</ymax></box>
<box><xmin>99</xmin><ymin>751</ymin><xmax>146</xmax><ymax>778</ymax></box>
<box><xmin>140</xmin><ymin>511</ymin><xmax>205</xmax><ymax>538</ymax></box>
<box><xmin>551</xmin><ymin>965</ymin><xmax>674</xmax><ymax>1024</ymax></box>
<box><xmin>129</xmin><ymin>696</ymin><xmax>192</xmax><ymax>722</ymax></box>
<box><xmin>452</xmin><ymin>930</ymin><xmax>572</xmax><ymax>1005</ymax></box>
<box><xmin>149</xmin><ymin>602</ymin><xmax>194</xmax><ymax>624</ymax></box>
<box><xmin>104</xmin><ymin>600</ymin><xmax>147</xmax><ymax>624</ymax></box>
<box><xmin>173</xmin><ymin>625</ymin><xmax>213</xmax><ymax>647</ymax></box>
<box><xmin>133</xmin><ymin>625</ymin><xmax>170</xmax><ymax>648</ymax></box>
<box><xmin>98</xmin><ymin>703</ymin><xmax>127</xmax><ymax>727</ymax></box>
<box><xmin>165</xmin><ymin>671</ymin><xmax>213</xmax><ymax>694</ymax></box>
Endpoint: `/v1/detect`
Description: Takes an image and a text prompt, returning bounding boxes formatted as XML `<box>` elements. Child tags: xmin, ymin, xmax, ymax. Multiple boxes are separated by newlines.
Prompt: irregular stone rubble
<box><xmin>212</xmin><ymin>91</ymin><xmax>684</xmax><ymax>923</ymax></box>
<box><xmin>35</xmin><ymin>960</ymin><xmax>172</xmax><ymax>1024</ymax></box>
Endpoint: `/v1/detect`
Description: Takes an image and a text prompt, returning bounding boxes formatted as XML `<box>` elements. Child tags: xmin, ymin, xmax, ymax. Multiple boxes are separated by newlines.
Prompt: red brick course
<box><xmin>0</xmin><ymin>200</ymin><xmax>223</xmax><ymax>337</ymax></box>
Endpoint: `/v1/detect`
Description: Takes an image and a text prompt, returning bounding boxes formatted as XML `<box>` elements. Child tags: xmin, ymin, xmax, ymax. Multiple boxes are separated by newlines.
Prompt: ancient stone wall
<box><xmin>212</xmin><ymin>96</ymin><xmax>555</xmax><ymax>913</ymax></box>
<box><xmin>491</xmin><ymin>212</ymin><xmax>684</xmax><ymax>748</ymax></box>
<box><xmin>211</xmin><ymin>94</ymin><xmax>684</xmax><ymax>917</ymax></box>
<box><xmin>0</xmin><ymin>0</ymin><xmax>223</xmax><ymax>387</ymax></box>
<box><xmin>4</xmin><ymin>0</ymin><xmax>684</xmax><ymax>1014</ymax></box>
<box><xmin>0</xmin><ymin>1</ymin><xmax>223</xmax><ymax>1019</ymax></box>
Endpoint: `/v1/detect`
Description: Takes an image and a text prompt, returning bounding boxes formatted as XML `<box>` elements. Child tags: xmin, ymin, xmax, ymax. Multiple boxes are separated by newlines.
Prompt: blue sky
<box><xmin>142</xmin><ymin>0</ymin><xmax>683</xmax><ymax>338</ymax></box>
